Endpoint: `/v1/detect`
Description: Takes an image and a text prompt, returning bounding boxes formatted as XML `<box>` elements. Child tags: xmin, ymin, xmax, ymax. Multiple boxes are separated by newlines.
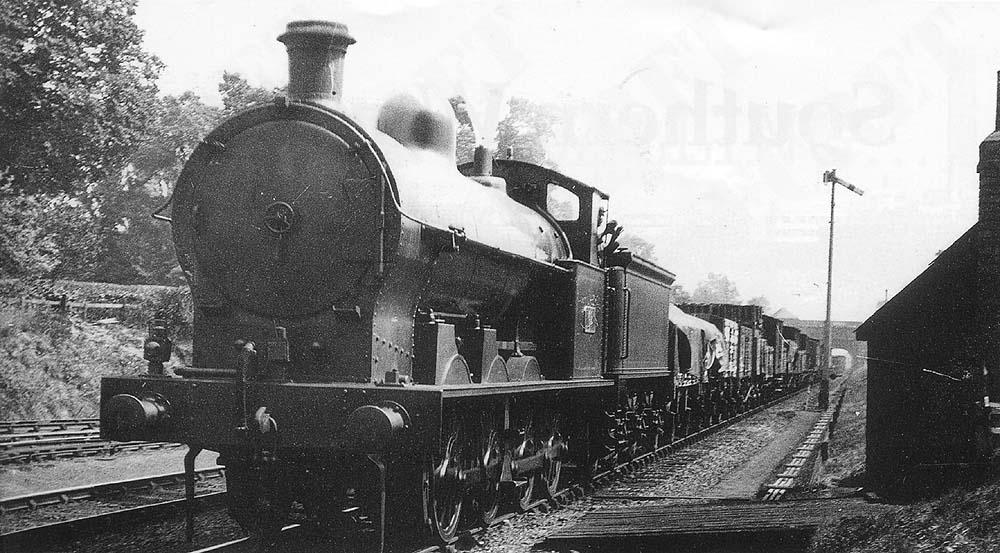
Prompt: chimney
<box><xmin>977</xmin><ymin>70</ymin><xmax>1000</xmax><ymax>386</ymax></box>
<box><xmin>996</xmin><ymin>70</ymin><xmax>1000</xmax><ymax>133</ymax></box>
<box><xmin>277</xmin><ymin>20</ymin><xmax>355</xmax><ymax>105</ymax></box>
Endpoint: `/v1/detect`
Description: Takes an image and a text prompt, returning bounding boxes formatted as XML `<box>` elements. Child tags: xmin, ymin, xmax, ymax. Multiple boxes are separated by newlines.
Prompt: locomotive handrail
<box><xmin>151</xmin><ymin>193</ymin><xmax>173</xmax><ymax>223</ymax></box>
<box><xmin>405</xmin><ymin>216</ymin><xmax>574</xmax><ymax>272</ymax></box>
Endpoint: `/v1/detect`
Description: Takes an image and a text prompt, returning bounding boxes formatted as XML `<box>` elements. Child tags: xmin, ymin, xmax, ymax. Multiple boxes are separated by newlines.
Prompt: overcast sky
<box><xmin>135</xmin><ymin>0</ymin><xmax>1000</xmax><ymax>321</ymax></box>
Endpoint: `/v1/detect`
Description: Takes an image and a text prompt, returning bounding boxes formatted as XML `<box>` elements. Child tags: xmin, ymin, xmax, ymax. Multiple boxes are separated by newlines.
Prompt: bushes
<box><xmin>0</xmin><ymin>306</ymin><xmax>147</xmax><ymax>419</ymax></box>
<box><xmin>130</xmin><ymin>285</ymin><xmax>193</xmax><ymax>337</ymax></box>
<box><xmin>0</xmin><ymin>280</ymin><xmax>196</xmax><ymax>419</ymax></box>
<box><xmin>2</xmin><ymin>278</ymin><xmax>193</xmax><ymax>336</ymax></box>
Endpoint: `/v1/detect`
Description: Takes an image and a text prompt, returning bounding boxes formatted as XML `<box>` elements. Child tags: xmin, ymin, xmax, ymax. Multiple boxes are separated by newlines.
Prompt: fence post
<box><xmin>82</xmin><ymin>301</ymin><xmax>88</xmax><ymax>321</ymax></box>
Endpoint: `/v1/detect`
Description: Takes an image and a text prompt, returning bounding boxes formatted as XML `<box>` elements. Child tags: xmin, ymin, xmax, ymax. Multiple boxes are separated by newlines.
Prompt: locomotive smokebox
<box><xmin>278</xmin><ymin>20</ymin><xmax>355</xmax><ymax>104</ymax></box>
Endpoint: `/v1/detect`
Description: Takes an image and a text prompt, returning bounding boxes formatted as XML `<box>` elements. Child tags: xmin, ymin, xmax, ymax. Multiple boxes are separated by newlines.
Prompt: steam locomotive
<box><xmin>100</xmin><ymin>20</ymin><xmax>817</xmax><ymax>550</ymax></box>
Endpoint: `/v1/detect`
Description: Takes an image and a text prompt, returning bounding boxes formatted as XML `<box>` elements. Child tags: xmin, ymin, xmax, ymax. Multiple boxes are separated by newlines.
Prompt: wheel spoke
<box><xmin>539</xmin><ymin>414</ymin><xmax>563</xmax><ymax>499</ymax></box>
<box><xmin>475</xmin><ymin>410</ymin><xmax>503</xmax><ymax>525</ymax></box>
<box><xmin>426</xmin><ymin>425</ymin><xmax>462</xmax><ymax>543</ymax></box>
<box><xmin>513</xmin><ymin>419</ymin><xmax>537</xmax><ymax>510</ymax></box>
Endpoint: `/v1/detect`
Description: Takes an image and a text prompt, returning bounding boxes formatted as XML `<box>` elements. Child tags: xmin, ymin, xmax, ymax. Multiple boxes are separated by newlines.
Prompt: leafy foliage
<box><xmin>219</xmin><ymin>72</ymin><xmax>281</xmax><ymax>117</ymax></box>
<box><xmin>450</xmin><ymin>96</ymin><xmax>477</xmax><ymax>164</ymax></box>
<box><xmin>495</xmin><ymin>97</ymin><xmax>557</xmax><ymax>166</ymax></box>
<box><xmin>134</xmin><ymin>285</ymin><xmax>193</xmax><ymax>336</ymax></box>
<box><xmin>0</xmin><ymin>294</ymin><xmax>193</xmax><ymax>418</ymax></box>
<box><xmin>0</xmin><ymin>190</ymin><xmax>59</xmax><ymax>276</ymax></box>
<box><xmin>451</xmin><ymin>96</ymin><xmax>557</xmax><ymax>167</ymax></box>
<box><xmin>691</xmin><ymin>272</ymin><xmax>741</xmax><ymax>303</ymax></box>
<box><xmin>746</xmin><ymin>295</ymin><xmax>771</xmax><ymax>312</ymax></box>
<box><xmin>131</xmin><ymin>91</ymin><xmax>220</xmax><ymax>194</ymax></box>
<box><xmin>82</xmin><ymin>74</ymin><xmax>278</xmax><ymax>284</ymax></box>
<box><xmin>0</xmin><ymin>187</ymin><xmax>103</xmax><ymax>279</ymax></box>
<box><xmin>0</xmin><ymin>0</ymin><xmax>162</xmax><ymax>195</ymax></box>
<box><xmin>89</xmin><ymin>91</ymin><xmax>220</xmax><ymax>284</ymax></box>
<box><xmin>0</xmin><ymin>305</ymin><xmax>145</xmax><ymax>418</ymax></box>
<box><xmin>1</xmin><ymin>0</ymin><xmax>233</xmax><ymax>285</ymax></box>
<box><xmin>672</xmin><ymin>285</ymin><xmax>693</xmax><ymax>304</ymax></box>
<box><xmin>0</xmin><ymin>0</ymin><xmax>185</xmax><ymax>284</ymax></box>
<box><xmin>1</xmin><ymin>90</ymin><xmax>221</xmax><ymax>284</ymax></box>
<box><xmin>619</xmin><ymin>232</ymin><xmax>657</xmax><ymax>262</ymax></box>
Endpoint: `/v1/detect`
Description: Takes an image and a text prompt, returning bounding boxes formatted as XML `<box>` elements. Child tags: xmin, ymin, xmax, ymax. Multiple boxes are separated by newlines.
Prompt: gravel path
<box><xmin>471</xmin><ymin>394</ymin><xmax>821</xmax><ymax>553</ymax></box>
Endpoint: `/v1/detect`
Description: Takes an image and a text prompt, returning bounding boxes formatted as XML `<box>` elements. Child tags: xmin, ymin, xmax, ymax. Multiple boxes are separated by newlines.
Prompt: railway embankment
<box><xmin>807</xmin><ymin>364</ymin><xmax>1000</xmax><ymax>552</ymax></box>
<box><xmin>817</xmin><ymin>364</ymin><xmax>867</xmax><ymax>489</ymax></box>
<box><xmin>0</xmin><ymin>295</ymin><xmax>190</xmax><ymax>420</ymax></box>
<box><xmin>810</xmin><ymin>476</ymin><xmax>1000</xmax><ymax>552</ymax></box>
<box><xmin>765</xmin><ymin>365</ymin><xmax>866</xmax><ymax>501</ymax></box>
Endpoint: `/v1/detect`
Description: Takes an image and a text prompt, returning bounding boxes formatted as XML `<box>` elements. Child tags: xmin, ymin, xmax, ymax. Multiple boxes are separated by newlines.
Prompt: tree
<box><xmin>746</xmin><ymin>295</ymin><xmax>771</xmax><ymax>312</ymax></box>
<box><xmin>91</xmin><ymin>92</ymin><xmax>220</xmax><ymax>284</ymax></box>
<box><xmin>452</xmin><ymin>96</ymin><xmax>558</xmax><ymax>167</ymax></box>
<box><xmin>672</xmin><ymin>284</ymin><xmax>693</xmax><ymax>304</ymax></box>
<box><xmin>0</xmin><ymin>188</ymin><xmax>60</xmax><ymax>277</ymax></box>
<box><xmin>449</xmin><ymin>96</ymin><xmax>477</xmax><ymax>164</ymax></box>
<box><xmin>131</xmin><ymin>92</ymin><xmax>220</xmax><ymax>194</ymax></box>
<box><xmin>495</xmin><ymin>97</ymin><xmax>556</xmax><ymax>167</ymax></box>
<box><xmin>692</xmin><ymin>273</ymin><xmax>741</xmax><ymax>303</ymax></box>
<box><xmin>219</xmin><ymin>72</ymin><xmax>282</xmax><ymax>118</ymax></box>
<box><xmin>0</xmin><ymin>0</ymin><xmax>161</xmax><ymax>281</ymax></box>
<box><xmin>0</xmin><ymin>0</ymin><xmax>162</xmax><ymax>195</ymax></box>
<box><xmin>90</xmin><ymin>75</ymin><xmax>276</xmax><ymax>284</ymax></box>
<box><xmin>618</xmin><ymin>232</ymin><xmax>657</xmax><ymax>262</ymax></box>
<box><xmin>3</xmin><ymin>87</ymin><xmax>221</xmax><ymax>283</ymax></box>
<box><xmin>0</xmin><ymin>183</ymin><xmax>104</xmax><ymax>280</ymax></box>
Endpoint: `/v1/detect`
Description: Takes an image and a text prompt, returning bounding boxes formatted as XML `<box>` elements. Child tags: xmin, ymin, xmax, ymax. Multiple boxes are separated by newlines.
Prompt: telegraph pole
<box><xmin>820</xmin><ymin>169</ymin><xmax>864</xmax><ymax>410</ymax></box>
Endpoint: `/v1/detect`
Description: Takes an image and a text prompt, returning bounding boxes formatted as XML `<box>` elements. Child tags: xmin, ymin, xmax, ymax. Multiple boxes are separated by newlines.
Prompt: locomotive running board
<box><xmin>438</xmin><ymin>378</ymin><xmax>613</xmax><ymax>398</ymax></box>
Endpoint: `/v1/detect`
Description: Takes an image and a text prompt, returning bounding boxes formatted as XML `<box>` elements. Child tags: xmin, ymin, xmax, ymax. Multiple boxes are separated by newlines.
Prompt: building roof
<box><xmin>855</xmin><ymin>224</ymin><xmax>978</xmax><ymax>340</ymax></box>
<box><xmin>771</xmin><ymin>307</ymin><xmax>800</xmax><ymax>320</ymax></box>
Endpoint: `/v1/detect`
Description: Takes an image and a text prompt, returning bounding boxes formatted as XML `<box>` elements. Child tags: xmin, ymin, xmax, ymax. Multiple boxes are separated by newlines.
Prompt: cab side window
<box><xmin>546</xmin><ymin>183</ymin><xmax>579</xmax><ymax>221</ymax></box>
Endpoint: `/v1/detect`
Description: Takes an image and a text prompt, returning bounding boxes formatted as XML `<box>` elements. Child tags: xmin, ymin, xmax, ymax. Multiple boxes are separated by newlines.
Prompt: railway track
<box><xmin>0</xmin><ymin>466</ymin><xmax>226</xmax><ymax>515</ymax></box>
<box><xmin>2</xmin><ymin>493</ymin><xmax>229</xmax><ymax>553</ymax></box>
<box><xmin>0</xmin><ymin>388</ymin><xmax>808</xmax><ymax>553</ymax></box>
<box><xmin>589</xmin><ymin>387</ymin><xmax>810</xmax><ymax>486</ymax></box>
<box><xmin>186</xmin><ymin>525</ymin><xmax>305</xmax><ymax>553</ymax></box>
<box><xmin>434</xmin><ymin>386</ymin><xmax>812</xmax><ymax>553</ymax></box>
<box><xmin>0</xmin><ymin>418</ymin><xmax>181</xmax><ymax>463</ymax></box>
<box><xmin>0</xmin><ymin>418</ymin><xmax>101</xmax><ymax>434</ymax></box>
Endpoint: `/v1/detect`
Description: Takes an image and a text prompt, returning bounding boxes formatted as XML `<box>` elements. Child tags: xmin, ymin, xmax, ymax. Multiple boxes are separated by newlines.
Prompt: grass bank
<box><xmin>0</xmin><ymin>306</ymin><xmax>146</xmax><ymax>418</ymax></box>
<box><xmin>1</xmin><ymin>301</ymin><xmax>191</xmax><ymax>419</ymax></box>
<box><xmin>811</xmin><ymin>478</ymin><xmax>1000</xmax><ymax>552</ymax></box>
<box><xmin>822</xmin><ymin>363</ymin><xmax>867</xmax><ymax>486</ymax></box>
<box><xmin>810</xmin><ymin>362</ymin><xmax>1000</xmax><ymax>552</ymax></box>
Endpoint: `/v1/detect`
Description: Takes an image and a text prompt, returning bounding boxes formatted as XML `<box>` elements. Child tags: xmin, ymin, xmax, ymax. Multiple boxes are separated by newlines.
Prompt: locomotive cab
<box><xmin>461</xmin><ymin>158</ymin><xmax>610</xmax><ymax>266</ymax></box>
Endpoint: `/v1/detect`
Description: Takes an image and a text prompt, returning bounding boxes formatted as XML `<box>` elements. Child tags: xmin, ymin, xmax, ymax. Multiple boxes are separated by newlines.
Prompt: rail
<box><xmin>0</xmin><ymin>418</ymin><xmax>179</xmax><ymax>464</ymax></box>
<box><xmin>0</xmin><ymin>418</ymin><xmax>100</xmax><ymax>434</ymax></box>
<box><xmin>0</xmin><ymin>466</ymin><xmax>225</xmax><ymax>514</ymax></box>
<box><xmin>0</xmin><ymin>493</ymin><xmax>228</xmax><ymax>552</ymax></box>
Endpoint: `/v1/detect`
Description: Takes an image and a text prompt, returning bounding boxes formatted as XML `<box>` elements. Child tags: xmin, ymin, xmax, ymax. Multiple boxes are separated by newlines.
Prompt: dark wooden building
<box><xmin>856</xmin><ymin>72</ymin><xmax>1000</xmax><ymax>496</ymax></box>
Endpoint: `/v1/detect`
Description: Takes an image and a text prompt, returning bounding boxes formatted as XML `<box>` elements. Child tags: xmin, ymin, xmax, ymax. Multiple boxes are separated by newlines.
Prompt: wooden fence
<box><xmin>17</xmin><ymin>297</ymin><xmax>142</xmax><ymax>320</ymax></box>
